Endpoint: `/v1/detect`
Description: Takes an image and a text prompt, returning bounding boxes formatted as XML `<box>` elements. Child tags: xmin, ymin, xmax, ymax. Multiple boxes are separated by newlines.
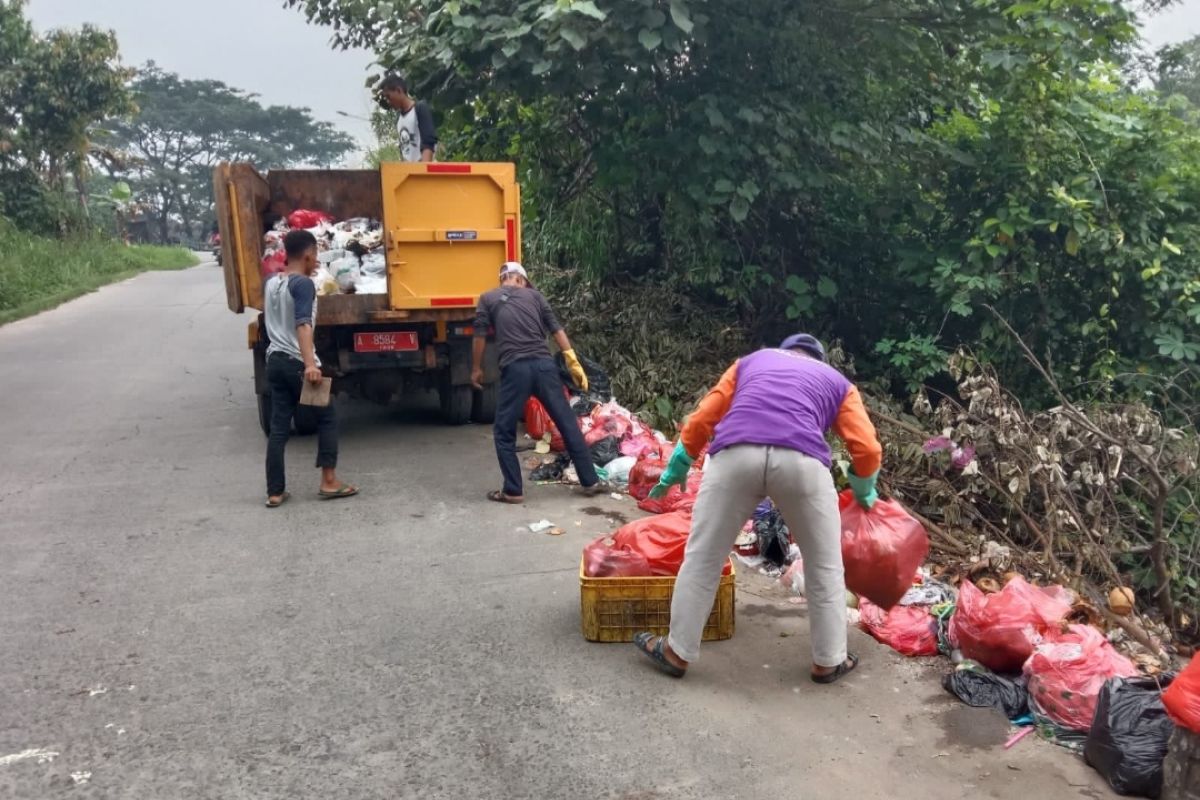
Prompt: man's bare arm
<box><xmin>471</xmin><ymin>336</ymin><xmax>487</xmax><ymax>388</ymax></box>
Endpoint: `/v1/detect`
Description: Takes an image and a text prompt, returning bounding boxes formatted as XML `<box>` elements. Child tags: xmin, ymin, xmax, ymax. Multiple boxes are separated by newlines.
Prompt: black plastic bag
<box><xmin>942</xmin><ymin>668</ymin><xmax>1030</xmax><ymax>719</ymax></box>
<box><xmin>556</xmin><ymin>351</ymin><xmax>612</xmax><ymax>402</ymax></box>
<box><xmin>530</xmin><ymin>454</ymin><xmax>569</xmax><ymax>482</ymax></box>
<box><xmin>754</xmin><ymin>506</ymin><xmax>792</xmax><ymax>568</ymax></box>
<box><xmin>589</xmin><ymin>436</ymin><xmax>620</xmax><ymax>467</ymax></box>
<box><xmin>1085</xmin><ymin>675</ymin><xmax>1176</xmax><ymax>798</ymax></box>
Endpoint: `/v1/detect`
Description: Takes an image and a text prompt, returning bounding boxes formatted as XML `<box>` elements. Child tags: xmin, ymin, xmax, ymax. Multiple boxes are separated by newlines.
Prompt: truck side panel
<box><xmin>380</xmin><ymin>163</ymin><xmax>521</xmax><ymax>311</ymax></box>
<box><xmin>213</xmin><ymin>163</ymin><xmax>270</xmax><ymax>313</ymax></box>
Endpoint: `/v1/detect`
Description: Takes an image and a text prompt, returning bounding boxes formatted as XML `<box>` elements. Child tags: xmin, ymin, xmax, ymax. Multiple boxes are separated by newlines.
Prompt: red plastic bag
<box><xmin>628</xmin><ymin>455</ymin><xmax>667</xmax><ymax>501</ymax></box>
<box><xmin>950</xmin><ymin>577</ymin><xmax>1073</xmax><ymax>673</ymax></box>
<box><xmin>287</xmin><ymin>209</ymin><xmax>332</xmax><ymax>229</ymax></box>
<box><xmin>583</xmin><ymin>536</ymin><xmax>651</xmax><ymax>578</ymax></box>
<box><xmin>858</xmin><ymin>599</ymin><xmax>939</xmax><ymax>657</ymax></box>
<box><xmin>1162</xmin><ymin>655</ymin><xmax>1200</xmax><ymax>734</ymax></box>
<box><xmin>608</xmin><ymin>511</ymin><xmax>732</xmax><ymax>577</ymax></box>
<box><xmin>261</xmin><ymin>249</ymin><xmax>286</xmax><ymax>279</ymax></box>
<box><xmin>585</xmin><ymin>424</ymin><xmax>616</xmax><ymax>447</ymax></box>
<box><xmin>1024</xmin><ymin>624</ymin><xmax>1139</xmax><ymax>732</ymax></box>
<box><xmin>588</xmin><ymin>406</ymin><xmax>632</xmax><ymax>442</ymax></box>
<box><xmin>839</xmin><ymin>490</ymin><xmax>929</xmax><ymax>610</ymax></box>
<box><xmin>525</xmin><ymin>397</ymin><xmax>550</xmax><ymax>439</ymax></box>
<box><xmin>637</xmin><ymin>472</ymin><xmax>703</xmax><ymax>515</ymax></box>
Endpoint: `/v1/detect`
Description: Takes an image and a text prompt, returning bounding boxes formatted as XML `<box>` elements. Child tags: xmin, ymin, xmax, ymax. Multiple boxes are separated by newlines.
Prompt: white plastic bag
<box><xmin>361</xmin><ymin>252</ymin><xmax>386</xmax><ymax>277</ymax></box>
<box><xmin>330</xmin><ymin>256</ymin><xmax>360</xmax><ymax>292</ymax></box>
<box><xmin>602</xmin><ymin>456</ymin><xmax>637</xmax><ymax>486</ymax></box>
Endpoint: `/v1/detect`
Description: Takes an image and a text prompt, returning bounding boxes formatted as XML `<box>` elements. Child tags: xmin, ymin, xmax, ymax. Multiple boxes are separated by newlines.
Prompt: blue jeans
<box><xmin>265</xmin><ymin>352</ymin><xmax>338</xmax><ymax>496</ymax></box>
<box><xmin>494</xmin><ymin>357</ymin><xmax>598</xmax><ymax>496</ymax></box>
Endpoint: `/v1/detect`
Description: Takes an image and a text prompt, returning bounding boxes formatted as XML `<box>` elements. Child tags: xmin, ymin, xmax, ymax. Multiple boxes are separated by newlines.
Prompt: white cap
<box><xmin>499</xmin><ymin>261</ymin><xmax>530</xmax><ymax>282</ymax></box>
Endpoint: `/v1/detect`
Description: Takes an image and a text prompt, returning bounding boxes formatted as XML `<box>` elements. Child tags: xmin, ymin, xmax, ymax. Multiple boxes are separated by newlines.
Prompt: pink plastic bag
<box><xmin>1024</xmin><ymin>624</ymin><xmax>1139</xmax><ymax>732</ymax></box>
<box><xmin>621</xmin><ymin>432</ymin><xmax>667</xmax><ymax>460</ymax></box>
<box><xmin>583</xmin><ymin>536</ymin><xmax>651</xmax><ymax>578</ymax></box>
<box><xmin>950</xmin><ymin>577</ymin><xmax>1073</xmax><ymax>673</ymax></box>
<box><xmin>287</xmin><ymin>209</ymin><xmax>332</xmax><ymax>229</ymax></box>
<box><xmin>838</xmin><ymin>490</ymin><xmax>929</xmax><ymax>609</ymax></box>
<box><xmin>859</xmin><ymin>599</ymin><xmax>939</xmax><ymax>657</ymax></box>
<box><xmin>1162</xmin><ymin>654</ymin><xmax>1200</xmax><ymax>734</ymax></box>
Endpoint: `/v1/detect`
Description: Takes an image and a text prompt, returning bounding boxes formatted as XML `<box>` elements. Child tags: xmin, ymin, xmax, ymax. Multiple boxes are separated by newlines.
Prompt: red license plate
<box><xmin>354</xmin><ymin>331</ymin><xmax>419</xmax><ymax>353</ymax></box>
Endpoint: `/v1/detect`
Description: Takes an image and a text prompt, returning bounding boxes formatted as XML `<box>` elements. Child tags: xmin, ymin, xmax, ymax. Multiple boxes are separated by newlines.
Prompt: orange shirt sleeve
<box><xmin>832</xmin><ymin>385</ymin><xmax>882</xmax><ymax>477</ymax></box>
<box><xmin>679</xmin><ymin>361</ymin><xmax>739</xmax><ymax>458</ymax></box>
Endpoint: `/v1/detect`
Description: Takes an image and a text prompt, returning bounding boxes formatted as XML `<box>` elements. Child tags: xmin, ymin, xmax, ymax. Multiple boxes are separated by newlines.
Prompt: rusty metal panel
<box><xmin>213</xmin><ymin>163</ymin><xmax>271</xmax><ymax>312</ymax></box>
<box><xmin>266</xmin><ymin>170</ymin><xmax>383</xmax><ymax>223</ymax></box>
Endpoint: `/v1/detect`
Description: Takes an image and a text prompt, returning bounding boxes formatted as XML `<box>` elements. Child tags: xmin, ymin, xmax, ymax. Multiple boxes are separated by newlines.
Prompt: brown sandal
<box><xmin>487</xmin><ymin>490</ymin><xmax>524</xmax><ymax>504</ymax></box>
<box><xmin>265</xmin><ymin>491</ymin><xmax>291</xmax><ymax>508</ymax></box>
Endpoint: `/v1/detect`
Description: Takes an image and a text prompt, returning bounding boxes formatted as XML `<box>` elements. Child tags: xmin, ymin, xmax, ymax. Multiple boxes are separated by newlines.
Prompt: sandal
<box><xmin>633</xmin><ymin>632</ymin><xmax>687</xmax><ymax>678</ymax></box>
<box><xmin>265</xmin><ymin>491</ymin><xmax>291</xmax><ymax>508</ymax></box>
<box><xmin>811</xmin><ymin>653</ymin><xmax>860</xmax><ymax>684</ymax></box>
<box><xmin>487</xmin><ymin>490</ymin><xmax>524</xmax><ymax>504</ymax></box>
<box><xmin>318</xmin><ymin>484</ymin><xmax>359</xmax><ymax>500</ymax></box>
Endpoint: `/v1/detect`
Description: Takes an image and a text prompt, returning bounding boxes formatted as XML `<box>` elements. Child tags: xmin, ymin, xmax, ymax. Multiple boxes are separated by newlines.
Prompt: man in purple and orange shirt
<box><xmin>634</xmin><ymin>333</ymin><xmax>882</xmax><ymax>684</ymax></box>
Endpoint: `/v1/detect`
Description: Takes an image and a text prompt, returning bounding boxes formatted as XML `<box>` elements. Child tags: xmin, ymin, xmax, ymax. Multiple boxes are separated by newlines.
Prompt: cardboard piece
<box><xmin>300</xmin><ymin>377</ymin><xmax>332</xmax><ymax>408</ymax></box>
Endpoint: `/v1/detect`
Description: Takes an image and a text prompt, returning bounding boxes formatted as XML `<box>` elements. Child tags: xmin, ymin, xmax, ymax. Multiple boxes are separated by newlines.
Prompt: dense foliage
<box><xmin>292</xmin><ymin>0</ymin><xmax>1199</xmax><ymax>402</ymax></box>
<box><xmin>0</xmin><ymin>0</ymin><xmax>131</xmax><ymax>234</ymax></box>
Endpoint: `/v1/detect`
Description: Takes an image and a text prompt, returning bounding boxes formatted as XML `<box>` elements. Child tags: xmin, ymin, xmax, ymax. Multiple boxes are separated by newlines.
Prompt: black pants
<box><xmin>494</xmin><ymin>356</ymin><xmax>598</xmax><ymax>496</ymax></box>
<box><xmin>265</xmin><ymin>352</ymin><xmax>337</xmax><ymax>496</ymax></box>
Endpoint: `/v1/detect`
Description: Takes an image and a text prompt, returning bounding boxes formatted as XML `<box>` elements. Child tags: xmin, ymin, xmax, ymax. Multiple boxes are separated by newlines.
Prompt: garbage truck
<box><xmin>213</xmin><ymin>162</ymin><xmax>519</xmax><ymax>434</ymax></box>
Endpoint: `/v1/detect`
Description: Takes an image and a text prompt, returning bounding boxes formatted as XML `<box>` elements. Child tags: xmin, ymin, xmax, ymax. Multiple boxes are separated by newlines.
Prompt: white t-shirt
<box><xmin>397</xmin><ymin>107</ymin><xmax>422</xmax><ymax>162</ymax></box>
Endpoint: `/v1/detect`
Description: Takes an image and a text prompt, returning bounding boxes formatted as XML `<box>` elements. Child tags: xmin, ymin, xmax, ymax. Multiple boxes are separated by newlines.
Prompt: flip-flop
<box><xmin>318</xmin><ymin>484</ymin><xmax>358</xmax><ymax>500</ymax></box>
<box><xmin>487</xmin><ymin>490</ymin><xmax>524</xmax><ymax>505</ymax></box>
<box><xmin>811</xmin><ymin>653</ymin><xmax>860</xmax><ymax>684</ymax></box>
<box><xmin>633</xmin><ymin>632</ymin><xmax>687</xmax><ymax>678</ymax></box>
<box><xmin>265</xmin><ymin>491</ymin><xmax>291</xmax><ymax>508</ymax></box>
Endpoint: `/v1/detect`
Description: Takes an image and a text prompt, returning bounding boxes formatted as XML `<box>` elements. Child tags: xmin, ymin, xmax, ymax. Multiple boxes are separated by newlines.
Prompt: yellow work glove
<box><xmin>562</xmin><ymin>349</ymin><xmax>589</xmax><ymax>392</ymax></box>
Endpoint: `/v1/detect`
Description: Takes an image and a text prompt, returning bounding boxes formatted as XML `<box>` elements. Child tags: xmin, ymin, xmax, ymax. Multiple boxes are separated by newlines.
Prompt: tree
<box><xmin>0</xmin><ymin>0</ymin><xmax>131</xmax><ymax>232</ymax></box>
<box><xmin>1158</xmin><ymin>34</ymin><xmax>1200</xmax><ymax>109</ymax></box>
<box><xmin>103</xmin><ymin>64</ymin><xmax>356</xmax><ymax>242</ymax></box>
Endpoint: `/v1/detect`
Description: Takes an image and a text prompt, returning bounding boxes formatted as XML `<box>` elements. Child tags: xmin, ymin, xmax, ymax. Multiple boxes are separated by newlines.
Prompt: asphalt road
<box><xmin>0</xmin><ymin>262</ymin><xmax>1116</xmax><ymax>799</ymax></box>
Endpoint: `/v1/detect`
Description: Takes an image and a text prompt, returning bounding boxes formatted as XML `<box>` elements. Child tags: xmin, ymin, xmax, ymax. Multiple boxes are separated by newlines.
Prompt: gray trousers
<box><xmin>668</xmin><ymin>445</ymin><xmax>848</xmax><ymax>667</ymax></box>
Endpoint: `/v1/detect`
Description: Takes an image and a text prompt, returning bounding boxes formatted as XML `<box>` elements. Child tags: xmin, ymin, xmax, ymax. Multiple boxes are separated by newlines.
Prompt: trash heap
<box><xmin>544</xmin><ymin>356</ymin><xmax>1199</xmax><ymax>797</ymax></box>
<box><xmin>522</xmin><ymin>354</ymin><xmax>699</xmax><ymax>509</ymax></box>
<box><xmin>261</xmin><ymin>209</ymin><xmax>387</xmax><ymax>296</ymax></box>
<box><xmin>838</xmin><ymin>547</ymin><xmax>1197</xmax><ymax>798</ymax></box>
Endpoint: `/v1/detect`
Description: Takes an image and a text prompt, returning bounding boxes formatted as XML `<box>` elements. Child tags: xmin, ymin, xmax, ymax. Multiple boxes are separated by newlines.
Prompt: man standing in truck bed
<box><xmin>472</xmin><ymin>262</ymin><xmax>604</xmax><ymax>504</ymax></box>
<box><xmin>379</xmin><ymin>74</ymin><xmax>437</xmax><ymax>163</ymax></box>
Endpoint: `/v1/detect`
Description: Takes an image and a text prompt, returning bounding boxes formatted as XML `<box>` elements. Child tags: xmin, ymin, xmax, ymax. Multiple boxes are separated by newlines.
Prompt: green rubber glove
<box><xmin>648</xmin><ymin>441</ymin><xmax>694</xmax><ymax>499</ymax></box>
<box><xmin>847</xmin><ymin>469</ymin><xmax>879</xmax><ymax>510</ymax></box>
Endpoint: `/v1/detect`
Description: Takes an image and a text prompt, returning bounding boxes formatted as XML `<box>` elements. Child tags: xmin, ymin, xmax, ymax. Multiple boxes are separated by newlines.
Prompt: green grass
<box><xmin>0</xmin><ymin>223</ymin><xmax>198</xmax><ymax>325</ymax></box>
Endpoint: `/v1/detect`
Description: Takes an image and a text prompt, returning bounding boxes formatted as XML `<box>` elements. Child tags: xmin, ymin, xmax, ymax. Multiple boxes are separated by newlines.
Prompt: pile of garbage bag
<box><xmin>262</xmin><ymin>209</ymin><xmax>387</xmax><ymax>296</ymax></box>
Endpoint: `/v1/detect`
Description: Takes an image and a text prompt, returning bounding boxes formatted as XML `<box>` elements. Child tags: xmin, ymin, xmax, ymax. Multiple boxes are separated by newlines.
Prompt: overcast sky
<box><xmin>27</xmin><ymin>0</ymin><xmax>378</xmax><ymax>153</ymax></box>
<box><xmin>26</xmin><ymin>0</ymin><xmax>1200</xmax><ymax>159</ymax></box>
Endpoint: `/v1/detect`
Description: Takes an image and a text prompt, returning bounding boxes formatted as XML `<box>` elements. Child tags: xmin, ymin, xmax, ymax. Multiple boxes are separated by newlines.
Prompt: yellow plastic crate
<box><xmin>579</xmin><ymin>557</ymin><xmax>736</xmax><ymax>643</ymax></box>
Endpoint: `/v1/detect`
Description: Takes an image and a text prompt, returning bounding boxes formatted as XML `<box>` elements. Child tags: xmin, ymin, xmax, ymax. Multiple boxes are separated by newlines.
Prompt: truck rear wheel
<box><xmin>257</xmin><ymin>392</ymin><xmax>272</xmax><ymax>436</ymax></box>
<box><xmin>472</xmin><ymin>383</ymin><xmax>497</xmax><ymax>424</ymax></box>
<box><xmin>441</xmin><ymin>383</ymin><xmax>473</xmax><ymax>425</ymax></box>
